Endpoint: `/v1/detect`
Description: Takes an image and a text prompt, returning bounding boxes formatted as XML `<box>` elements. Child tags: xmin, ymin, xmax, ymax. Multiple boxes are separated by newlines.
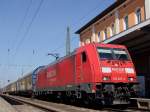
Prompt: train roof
<box><xmin>76</xmin><ymin>43</ymin><xmax>126</xmax><ymax>50</ymax></box>
<box><xmin>3</xmin><ymin>67</ymin><xmax>43</xmax><ymax>89</ymax></box>
<box><xmin>46</xmin><ymin>43</ymin><xmax>126</xmax><ymax>67</ymax></box>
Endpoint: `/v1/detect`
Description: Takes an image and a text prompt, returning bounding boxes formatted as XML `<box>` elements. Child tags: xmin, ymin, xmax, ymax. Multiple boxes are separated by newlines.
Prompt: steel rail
<box><xmin>1</xmin><ymin>94</ymin><xmax>148</xmax><ymax>112</ymax></box>
<box><xmin>0</xmin><ymin>94</ymin><xmax>62</xmax><ymax>112</ymax></box>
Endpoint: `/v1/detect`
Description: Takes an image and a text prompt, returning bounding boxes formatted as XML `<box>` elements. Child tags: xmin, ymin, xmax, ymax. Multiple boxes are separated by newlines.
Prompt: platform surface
<box><xmin>0</xmin><ymin>96</ymin><xmax>16</xmax><ymax>112</ymax></box>
<box><xmin>131</xmin><ymin>98</ymin><xmax>150</xmax><ymax>110</ymax></box>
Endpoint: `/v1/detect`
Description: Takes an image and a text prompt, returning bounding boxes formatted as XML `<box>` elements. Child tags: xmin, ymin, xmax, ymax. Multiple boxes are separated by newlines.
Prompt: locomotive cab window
<box><xmin>81</xmin><ymin>52</ymin><xmax>87</xmax><ymax>63</ymax></box>
<box><xmin>113</xmin><ymin>49</ymin><xmax>130</xmax><ymax>60</ymax></box>
<box><xmin>97</xmin><ymin>48</ymin><xmax>113</xmax><ymax>60</ymax></box>
<box><xmin>97</xmin><ymin>47</ymin><xmax>130</xmax><ymax>60</ymax></box>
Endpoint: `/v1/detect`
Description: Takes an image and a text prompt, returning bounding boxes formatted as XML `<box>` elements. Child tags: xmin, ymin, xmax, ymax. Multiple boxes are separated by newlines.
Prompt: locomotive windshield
<box><xmin>97</xmin><ymin>47</ymin><xmax>130</xmax><ymax>60</ymax></box>
<box><xmin>113</xmin><ymin>49</ymin><xmax>130</xmax><ymax>60</ymax></box>
<box><xmin>97</xmin><ymin>48</ymin><xmax>113</xmax><ymax>60</ymax></box>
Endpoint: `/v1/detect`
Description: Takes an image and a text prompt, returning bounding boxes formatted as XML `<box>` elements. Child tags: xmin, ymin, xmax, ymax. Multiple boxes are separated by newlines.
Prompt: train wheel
<box><xmin>70</xmin><ymin>95</ymin><xmax>76</xmax><ymax>104</ymax></box>
<box><xmin>82</xmin><ymin>93</ymin><xmax>94</xmax><ymax>105</ymax></box>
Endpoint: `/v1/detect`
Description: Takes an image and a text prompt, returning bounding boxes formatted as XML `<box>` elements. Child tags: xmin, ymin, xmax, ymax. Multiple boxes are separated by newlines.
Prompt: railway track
<box><xmin>0</xmin><ymin>94</ymin><xmax>149</xmax><ymax>112</ymax></box>
<box><xmin>1</xmin><ymin>94</ymin><xmax>102</xmax><ymax>112</ymax></box>
<box><xmin>0</xmin><ymin>95</ymin><xmax>47</xmax><ymax>112</ymax></box>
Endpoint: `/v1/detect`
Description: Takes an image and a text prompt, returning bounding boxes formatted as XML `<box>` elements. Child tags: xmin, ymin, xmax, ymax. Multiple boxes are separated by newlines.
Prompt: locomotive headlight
<box><xmin>102</xmin><ymin>67</ymin><xmax>111</xmax><ymax>73</ymax></box>
<box><xmin>125</xmin><ymin>68</ymin><xmax>134</xmax><ymax>74</ymax></box>
<box><xmin>128</xmin><ymin>77</ymin><xmax>134</xmax><ymax>81</ymax></box>
<box><xmin>103</xmin><ymin>76</ymin><xmax>110</xmax><ymax>81</ymax></box>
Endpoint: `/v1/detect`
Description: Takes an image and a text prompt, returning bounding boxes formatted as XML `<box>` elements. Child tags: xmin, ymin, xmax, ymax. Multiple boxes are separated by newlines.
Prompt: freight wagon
<box><xmin>5</xmin><ymin>73</ymin><xmax>32</xmax><ymax>96</ymax></box>
<box><xmin>16</xmin><ymin>73</ymin><xmax>32</xmax><ymax>96</ymax></box>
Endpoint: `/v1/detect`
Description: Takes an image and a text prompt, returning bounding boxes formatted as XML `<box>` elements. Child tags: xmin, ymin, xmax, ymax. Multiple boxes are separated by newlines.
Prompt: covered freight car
<box><xmin>4</xmin><ymin>83</ymin><xmax>12</xmax><ymax>94</ymax></box>
<box><xmin>3</xmin><ymin>82</ymin><xmax>17</xmax><ymax>95</ymax></box>
<box><xmin>16</xmin><ymin>73</ymin><xmax>32</xmax><ymax>96</ymax></box>
<box><xmin>10</xmin><ymin>82</ymin><xmax>17</xmax><ymax>94</ymax></box>
<box><xmin>3</xmin><ymin>73</ymin><xmax>32</xmax><ymax>96</ymax></box>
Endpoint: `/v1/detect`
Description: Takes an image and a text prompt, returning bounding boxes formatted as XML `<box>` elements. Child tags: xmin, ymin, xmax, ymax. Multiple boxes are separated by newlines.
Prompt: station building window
<box><xmin>98</xmin><ymin>32</ymin><xmax>101</xmax><ymax>40</ymax></box>
<box><xmin>85</xmin><ymin>38</ymin><xmax>91</xmax><ymax>44</ymax></box>
<box><xmin>136</xmin><ymin>8</ymin><xmax>141</xmax><ymax>24</ymax></box>
<box><xmin>123</xmin><ymin>15</ymin><xmax>129</xmax><ymax>30</ymax></box>
<box><xmin>104</xmin><ymin>28</ymin><xmax>107</xmax><ymax>40</ymax></box>
<box><xmin>111</xmin><ymin>23</ymin><xmax>115</xmax><ymax>35</ymax></box>
<box><xmin>109</xmin><ymin>27</ymin><xmax>113</xmax><ymax>37</ymax></box>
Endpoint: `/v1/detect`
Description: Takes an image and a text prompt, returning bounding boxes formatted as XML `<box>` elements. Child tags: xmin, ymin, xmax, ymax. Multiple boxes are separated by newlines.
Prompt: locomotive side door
<box><xmin>75</xmin><ymin>53</ymin><xmax>82</xmax><ymax>84</ymax></box>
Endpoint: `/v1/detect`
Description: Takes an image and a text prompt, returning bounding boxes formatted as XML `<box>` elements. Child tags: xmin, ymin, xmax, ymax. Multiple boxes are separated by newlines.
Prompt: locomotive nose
<box><xmin>101</xmin><ymin>60</ymin><xmax>136</xmax><ymax>83</ymax></box>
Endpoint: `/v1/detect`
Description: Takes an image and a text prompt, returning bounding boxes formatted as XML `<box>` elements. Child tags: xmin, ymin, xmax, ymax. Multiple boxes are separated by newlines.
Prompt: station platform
<box><xmin>131</xmin><ymin>98</ymin><xmax>150</xmax><ymax>110</ymax></box>
<box><xmin>0</xmin><ymin>96</ymin><xmax>16</xmax><ymax>112</ymax></box>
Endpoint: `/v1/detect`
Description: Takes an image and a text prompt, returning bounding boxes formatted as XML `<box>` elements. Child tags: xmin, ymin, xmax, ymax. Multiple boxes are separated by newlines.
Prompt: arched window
<box><xmin>104</xmin><ymin>28</ymin><xmax>107</xmax><ymax>40</ymax></box>
<box><xmin>85</xmin><ymin>38</ymin><xmax>90</xmax><ymax>44</ymax></box>
<box><xmin>136</xmin><ymin>8</ymin><xmax>141</xmax><ymax>24</ymax></box>
<box><xmin>111</xmin><ymin>23</ymin><xmax>115</xmax><ymax>35</ymax></box>
<box><xmin>109</xmin><ymin>27</ymin><xmax>112</xmax><ymax>37</ymax></box>
<box><xmin>98</xmin><ymin>32</ymin><xmax>101</xmax><ymax>40</ymax></box>
<box><xmin>123</xmin><ymin>15</ymin><xmax>128</xmax><ymax>30</ymax></box>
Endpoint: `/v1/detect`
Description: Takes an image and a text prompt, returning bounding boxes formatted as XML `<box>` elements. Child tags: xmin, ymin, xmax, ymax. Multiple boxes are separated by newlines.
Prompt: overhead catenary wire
<box><xmin>1</xmin><ymin>0</ymin><xmax>113</xmax><ymax>86</ymax></box>
<box><xmin>9</xmin><ymin>0</ymin><xmax>111</xmax><ymax>62</ymax></box>
<box><xmin>13</xmin><ymin>0</ymin><xmax>44</xmax><ymax>60</ymax></box>
<box><xmin>12</xmin><ymin>0</ymin><xmax>109</xmax><ymax>57</ymax></box>
<box><xmin>6</xmin><ymin>0</ymin><xmax>44</xmax><ymax>78</ymax></box>
<box><xmin>8</xmin><ymin>0</ymin><xmax>111</xmax><ymax>63</ymax></box>
<box><xmin>6</xmin><ymin>0</ymin><xmax>33</xmax><ymax>73</ymax></box>
<box><xmin>10</xmin><ymin>0</ymin><xmax>33</xmax><ymax>51</ymax></box>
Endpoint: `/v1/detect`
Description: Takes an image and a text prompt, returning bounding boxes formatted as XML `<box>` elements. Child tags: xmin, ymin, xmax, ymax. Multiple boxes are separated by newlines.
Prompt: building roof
<box><xmin>75</xmin><ymin>0</ymin><xmax>126</xmax><ymax>34</ymax></box>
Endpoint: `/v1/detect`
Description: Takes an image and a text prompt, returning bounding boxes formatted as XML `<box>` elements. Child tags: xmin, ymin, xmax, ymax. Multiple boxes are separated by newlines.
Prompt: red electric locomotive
<box><xmin>33</xmin><ymin>43</ymin><xmax>138</xmax><ymax>104</ymax></box>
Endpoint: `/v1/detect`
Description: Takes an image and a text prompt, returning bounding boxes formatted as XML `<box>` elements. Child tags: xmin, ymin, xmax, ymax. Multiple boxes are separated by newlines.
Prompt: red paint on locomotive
<box><xmin>35</xmin><ymin>43</ymin><xmax>137</xmax><ymax>93</ymax></box>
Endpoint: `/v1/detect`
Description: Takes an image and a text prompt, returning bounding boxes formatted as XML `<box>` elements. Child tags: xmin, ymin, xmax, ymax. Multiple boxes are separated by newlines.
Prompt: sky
<box><xmin>0</xmin><ymin>0</ymin><xmax>115</xmax><ymax>87</ymax></box>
